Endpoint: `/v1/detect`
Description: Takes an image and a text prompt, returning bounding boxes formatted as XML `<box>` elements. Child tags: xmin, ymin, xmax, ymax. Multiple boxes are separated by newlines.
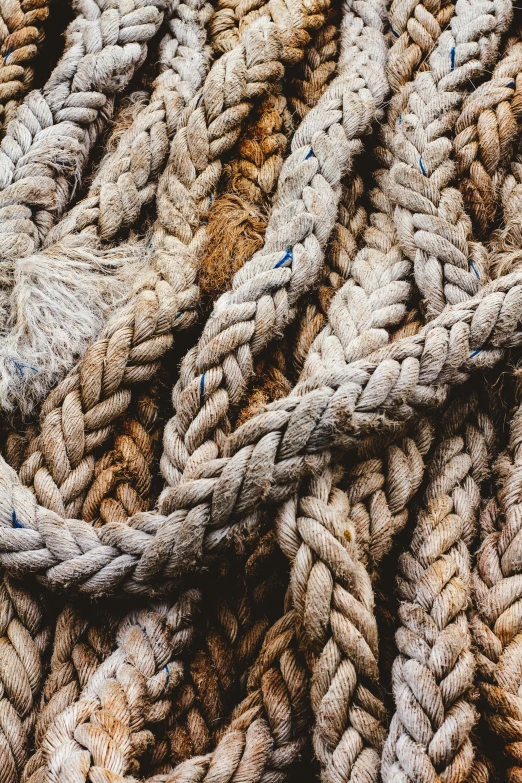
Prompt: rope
<box><xmin>0</xmin><ymin>575</ymin><xmax>52</xmax><ymax>783</ymax></box>
<box><xmin>454</xmin><ymin>32</ymin><xmax>522</xmax><ymax>239</ymax></box>
<box><xmin>0</xmin><ymin>0</ymin><xmax>50</xmax><ymax>129</ymax></box>
<box><xmin>277</xmin><ymin>464</ymin><xmax>388</xmax><ymax>783</ymax></box>
<box><xmin>0</xmin><ymin>0</ymin><xmax>299</xmax><ymax>415</ymax></box>
<box><xmin>382</xmin><ymin>389</ymin><xmax>496</xmax><ymax>783</ymax></box>
<box><xmin>387</xmin><ymin>0</ymin><xmax>512</xmax><ymax>319</ymax></box>
<box><xmin>0</xmin><ymin>0</ymin><xmax>167</xmax><ymax>259</ymax></box>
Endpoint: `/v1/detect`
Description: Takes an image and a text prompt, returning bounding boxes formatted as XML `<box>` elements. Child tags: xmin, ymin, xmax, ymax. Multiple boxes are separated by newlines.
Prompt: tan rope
<box><xmin>454</xmin><ymin>32</ymin><xmax>522</xmax><ymax>239</ymax></box>
<box><xmin>382</xmin><ymin>389</ymin><xmax>496</xmax><ymax>782</ymax></box>
<box><xmin>0</xmin><ymin>0</ymin><xmax>50</xmax><ymax>129</ymax></box>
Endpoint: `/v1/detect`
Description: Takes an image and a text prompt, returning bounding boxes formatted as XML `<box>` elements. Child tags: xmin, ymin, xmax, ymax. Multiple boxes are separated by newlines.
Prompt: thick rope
<box><xmin>386</xmin><ymin>0</ymin><xmax>512</xmax><ymax>320</ymax></box>
<box><xmin>4</xmin><ymin>265</ymin><xmax>522</xmax><ymax>595</ymax></box>
<box><xmin>10</xmin><ymin>0</ymin><xmax>323</xmax><ymax>489</ymax></box>
<box><xmin>381</xmin><ymin>389</ymin><xmax>496</xmax><ymax>783</ymax></box>
<box><xmin>0</xmin><ymin>0</ymin><xmax>167</xmax><ymax>259</ymax></box>
<box><xmin>0</xmin><ymin>0</ymin><xmax>215</xmax><ymax>417</ymax></box>
<box><xmin>0</xmin><ymin>574</ymin><xmax>52</xmax><ymax>783</ymax></box>
<box><xmin>0</xmin><ymin>0</ymin><xmax>50</xmax><ymax>129</ymax></box>
<box><xmin>160</xmin><ymin>0</ymin><xmax>389</xmax><ymax>495</ymax></box>
<box><xmin>43</xmin><ymin>0</ymin><xmax>214</xmax><ymax>248</ymax></box>
<box><xmin>23</xmin><ymin>590</ymin><xmax>201</xmax><ymax>783</ymax></box>
<box><xmin>454</xmin><ymin>33</ymin><xmax>522</xmax><ymax>239</ymax></box>
<box><xmin>277</xmin><ymin>464</ymin><xmax>388</xmax><ymax>783</ymax></box>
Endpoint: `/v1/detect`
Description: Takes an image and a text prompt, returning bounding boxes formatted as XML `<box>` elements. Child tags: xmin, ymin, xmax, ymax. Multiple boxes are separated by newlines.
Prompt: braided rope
<box><xmin>0</xmin><ymin>0</ymin><xmax>167</xmax><ymax>259</ymax></box>
<box><xmin>387</xmin><ymin>0</ymin><xmax>512</xmax><ymax>320</ymax></box>
<box><xmin>471</xmin><ymin>404</ymin><xmax>522</xmax><ymax>782</ymax></box>
<box><xmin>382</xmin><ymin>390</ymin><xmax>496</xmax><ymax>783</ymax></box>
<box><xmin>0</xmin><ymin>0</ymin><xmax>50</xmax><ymax>128</ymax></box>
<box><xmin>4</xmin><ymin>266</ymin><xmax>522</xmax><ymax>594</ymax></box>
<box><xmin>0</xmin><ymin>0</ymin><xmax>216</xmax><ymax>418</ymax></box>
<box><xmin>159</xmin><ymin>0</ymin><xmax>389</xmax><ymax>492</ymax></box>
<box><xmin>0</xmin><ymin>575</ymin><xmax>52</xmax><ymax>783</ymax></box>
<box><xmin>0</xmin><ymin>0</ymin><xmax>304</xmax><ymax>415</ymax></box>
<box><xmin>277</xmin><ymin>464</ymin><xmax>388</xmax><ymax>783</ymax></box>
<box><xmin>454</xmin><ymin>33</ymin><xmax>522</xmax><ymax>238</ymax></box>
<box><xmin>43</xmin><ymin>0</ymin><xmax>214</xmax><ymax>248</ymax></box>
<box><xmin>287</xmin><ymin>9</ymin><xmax>339</xmax><ymax>121</ymax></box>
<box><xmin>25</xmin><ymin>593</ymin><xmax>308</xmax><ymax>783</ymax></box>
<box><xmin>23</xmin><ymin>590</ymin><xmax>200</xmax><ymax>783</ymax></box>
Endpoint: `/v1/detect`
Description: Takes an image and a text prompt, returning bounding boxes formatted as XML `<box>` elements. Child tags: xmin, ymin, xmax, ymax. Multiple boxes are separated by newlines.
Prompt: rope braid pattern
<box><xmin>286</xmin><ymin>7</ymin><xmax>339</xmax><ymax>122</ymax></box>
<box><xmin>43</xmin><ymin>0</ymin><xmax>214</xmax><ymax>248</ymax></box>
<box><xmin>382</xmin><ymin>389</ymin><xmax>496</xmax><ymax>783</ymax></box>
<box><xmin>131</xmin><ymin>610</ymin><xmax>310</xmax><ymax>783</ymax></box>
<box><xmin>0</xmin><ymin>0</ymin><xmax>216</xmax><ymax>417</ymax></box>
<box><xmin>0</xmin><ymin>0</ymin><xmax>50</xmax><ymax>128</ymax></box>
<box><xmin>0</xmin><ymin>575</ymin><xmax>52</xmax><ymax>783</ymax></box>
<box><xmin>467</xmin><ymin>174</ymin><xmax>522</xmax><ymax>781</ymax></box>
<box><xmin>5</xmin><ymin>262</ymin><xmax>522</xmax><ymax>595</ymax></box>
<box><xmin>0</xmin><ymin>0</ymin><xmax>167</xmax><ymax>261</ymax></box>
<box><xmin>277</xmin><ymin>464</ymin><xmax>388</xmax><ymax>783</ymax></box>
<box><xmin>7</xmin><ymin>3</ymin><xmax>305</xmax><ymax>502</ymax></box>
<box><xmin>159</xmin><ymin>0</ymin><xmax>389</xmax><ymax>499</ymax></box>
<box><xmin>387</xmin><ymin>0</ymin><xmax>512</xmax><ymax>320</ymax></box>
<box><xmin>148</xmin><ymin>531</ymin><xmax>288</xmax><ymax>774</ymax></box>
<box><xmin>293</xmin><ymin>0</ymin><xmax>458</xmax><ymax>380</ymax></box>
<box><xmin>23</xmin><ymin>590</ymin><xmax>201</xmax><ymax>783</ymax></box>
<box><xmin>454</xmin><ymin>32</ymin><xmax>522</xmax><ymax>239</ymax></box>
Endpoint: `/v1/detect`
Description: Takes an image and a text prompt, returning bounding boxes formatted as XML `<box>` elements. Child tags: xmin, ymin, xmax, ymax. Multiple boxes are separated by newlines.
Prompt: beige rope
<box><xmin>0</xmin><ymin>0</ymin><xmax>50</xmax><ymax>129</ymax></box>
<box><xmin>454</xmin><ymin>32</ymin><xmax>522</xmax><ymax>239</ymax></box>
<box><xmin>0</xmin><ymin>575</ymin><xmax>52</xmax><ymax>783</ymax></box>
<box><xmin>382</xmin><ymin>389</ymin><xmax>496</xmax><ymax>783</ymax></box>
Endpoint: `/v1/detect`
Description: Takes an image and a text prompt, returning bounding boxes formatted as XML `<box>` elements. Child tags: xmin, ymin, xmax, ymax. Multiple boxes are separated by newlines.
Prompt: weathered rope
<box><xmin>382</xmin><ymin>389</ymin><xmax>496</xmax><ymax>783</ymax></box>
<box><xmin>454</xmin><ymin>31</ymin><xmax>522</xmax><ymax>239</ymax></box>
<box><xmin>160</xmin><ymin>0</ymin><xmax>389</xmax><ymax>495</ymax></box>
<box><xmin>0</xmin><ymin>0</ymin><xmax>167</xmax><ymax>259</ymax></box>
<box><xmin>0</xmin><ymin>0</ymin><xmax>50</xmax><ymax>129</ymax></box>
<box><xmin>387</xmin><ymin>0</ymin><xmax>511</xmax><ymax>320</ymax></box>
<box><xmin>0</xmin><ymin>574</ymin><xmax>52</xmax><ymax>783</ymax></box>
<box><xmin>277</xmin><ymin>463</ymin><xmax>388</xmax><ymax>783</ymax></box>
<box><xmin>4</xmin><ymin>264</ymin><xmax>522</xmax><ymax>596</ymax></box>
<box><xmin>43</xmin><ymin>0</ymin><xmax>214</xmax><ymax>248</ymax></box>
<box><xmin>23</xmin><ymin>590</ymin><xmax>201</xmax><ymax>783</ymax></box>
<box><xmin>0</xmin><ymin>0</ymin><xmax>215</xmax><ymax>417</ymax></box>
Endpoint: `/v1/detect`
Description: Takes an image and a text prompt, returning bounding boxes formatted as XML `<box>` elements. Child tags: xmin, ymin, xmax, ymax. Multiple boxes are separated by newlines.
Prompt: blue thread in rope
<box><xmin>398</xmin><ymin>114</ymin><xmax>402</xmax><ymax>125</ymax></box>
<box><xmin>13</xmin><ymin>360</ymin><xmax>38</xmax><ymax>377</ymax></box>
<box><xmin>200</xmin><ymin>372</ymin><xmax>206</xmax><ymax>406</ymax></box>
<box><xmin>469</xmin><ymin>260</ymin><xmax>480</xmax><ymax>279</ymax></box>
<box><xmin>12</xmin><ymin>509</ymin><xmax>23</xmax><ymax>529</ymax></box>
<box><xmin>274</xmin><ymin>249</ymin><xmax>293</xmax><ymax>269</ymax></box>
<box><xmin>469</xmin><ymin>349</ymin><xmax>481</xmax><ymax>358</ymax></box>
<box><xmin>196</xmin><ymin>93</ymin><xmax>203</xmax><ymax>107</ymax></box>
<box><xmin>450</xmin><ymin>47</ymin><xmax>456</xmax><ymax>70</ymax></box>
<box><xmin>305</xmin><ymin>147</ymin><xmax>314</xmax><ymax>160</ymax></box>
<box><xmin>390</xmin><ymin>25</ymin><xmax>399</xmax><ymax>37</ymax></box>
<box><xmin>508</xmin><ymin>81</ymin><xmax>516</xmax><ymax>88</ymax></box>
<box><xmin>419</xmin><ymin>156</ymin><xmax>426</xmax><ymax>176</ymax></box>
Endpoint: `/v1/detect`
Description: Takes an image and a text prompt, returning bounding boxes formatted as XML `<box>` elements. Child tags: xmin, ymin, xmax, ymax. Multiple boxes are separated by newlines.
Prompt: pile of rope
<box><xmin>3</xmin><ymin>0</ymin><xmax>522</xmax><ymax>780</ymax></box>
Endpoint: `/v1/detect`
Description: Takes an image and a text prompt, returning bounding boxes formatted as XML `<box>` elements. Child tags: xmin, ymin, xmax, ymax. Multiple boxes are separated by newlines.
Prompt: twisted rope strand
<box><xmin>387</xmin><ymin>0</ymin><xmax>512</xmax><ymax>319</ymax></box>
<box><xmin>277</xmin><ymin>464</ymin><xmax>388</xmax><ymax>783</ymax></box>
<box><xmin>159</xmin><ymin>0</ymin><xmax>389</xmax><ymax>496</ymax></box>
<box><xmin>4</xmin><ymin>266</ymin><xmax>522</xmax><ymax>594</ymax></box>
<box><xmin>0</xmin><ymin>0</ymin><xmax>167</xmax><ymax>259</ymax></box>
<box><xmin>382</xmin><ymin>390</ymin><xmax>496</xmax><ymax>783</ymax></box>
<box><xmin>0</xmin><ymin>574</ymin><xmax>53</xmax><ymax>783</ymax></box>
<box><xmin>454</xmin><ymin>31</ymin><xmax>522</xmax><ymax>238</ymax></box>
<box><xmin>0</xmin><ymin>0</ymin><xmax>50</xmax><ymax>129</ymax></box>
<box><xmin>0</xmin><ymin>0</ymin><xmax>215</xmax><ymax>417</ymax></box>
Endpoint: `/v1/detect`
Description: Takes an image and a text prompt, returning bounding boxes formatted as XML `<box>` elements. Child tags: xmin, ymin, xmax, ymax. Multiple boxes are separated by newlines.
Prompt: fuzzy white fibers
<box><xmin>0</xmin><ymin>238</ymin><xmax>148</xmax><ymax>416</ymax></box>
